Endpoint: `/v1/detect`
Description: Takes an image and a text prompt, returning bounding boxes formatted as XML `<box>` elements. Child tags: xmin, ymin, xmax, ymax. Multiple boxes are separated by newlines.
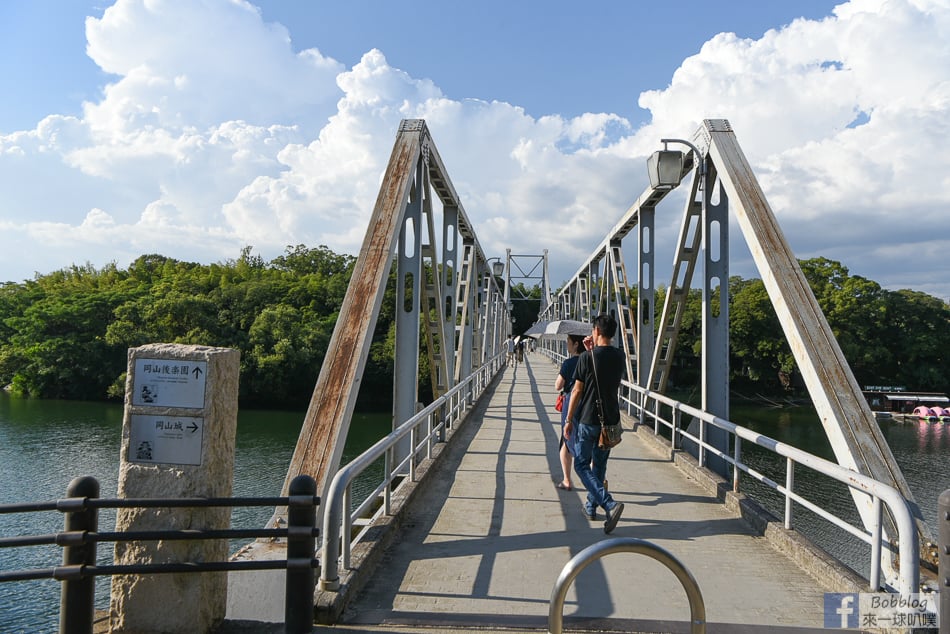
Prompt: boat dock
<box><xmin>225</xmin><ymin>353</ymin><xmax>861</xmax><ymax>633</ymax></box>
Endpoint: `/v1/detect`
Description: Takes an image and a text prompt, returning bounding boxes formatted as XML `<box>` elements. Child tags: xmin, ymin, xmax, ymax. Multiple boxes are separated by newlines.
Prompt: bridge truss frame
<box><xmin>274</xmin><ymin>116</ymin><xmax>931</xmax><ymax>581</ymax></box>
<box><xmin>537</xmin><ymin>119</ymin><xmax>932</xmax><ymax>569</ymax></box>
<box><xmin>278</xmin><ymin>119</ymin><xmax>508</xmax><ymax>513</ymax></box>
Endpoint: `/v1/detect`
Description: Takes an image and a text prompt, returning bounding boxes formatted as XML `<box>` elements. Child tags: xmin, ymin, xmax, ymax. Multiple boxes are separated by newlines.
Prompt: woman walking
<box><xmin>554</xmin><ymin>334</ymin><xmax>585</xmax><ymax>490</ymax></box>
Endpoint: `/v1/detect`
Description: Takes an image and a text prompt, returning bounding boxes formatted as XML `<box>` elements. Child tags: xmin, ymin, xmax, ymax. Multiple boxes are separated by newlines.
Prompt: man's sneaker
<box><xmin>583</xmin><ymin>506</ymin><xmax>597</xmax><ymax>521</ymax></box>
<box><xmin>604</xmin><ymin>503</ymin><xmax>624</xmax><ymax>534</ymax></box>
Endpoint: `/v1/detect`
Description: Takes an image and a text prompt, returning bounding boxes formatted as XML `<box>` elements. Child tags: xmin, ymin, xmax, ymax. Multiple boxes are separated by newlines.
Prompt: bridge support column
<box><xmin>637</xmin><ymin>204</ymin><xmax>656</xmax><ymax>389</ymax></box>
<box><xmin>392</xmin><ymin>157</ymin><xmax>425</xmax><ymax>472</ymax></box>
<box><xmin>700</xmin><ymin>161</ymin><xmax>730</xmax><ymax>478</ymax></box>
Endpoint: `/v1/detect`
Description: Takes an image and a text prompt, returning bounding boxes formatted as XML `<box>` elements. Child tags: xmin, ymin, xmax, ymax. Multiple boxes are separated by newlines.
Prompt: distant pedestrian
<box><xmin>505</xmin><ymin>336</ymin><xmax>516</xmax><ymax>367</ymax></box>
<box><xmin>554</xmin><ymin>334</ymin><xmax>586</xmax><ymax>491</ymax></box>
<box><xmin>516</xmin><ymin>338</ymin><xmax>524</xmax><ymax>363</ymax></box>
<box><xmin>563</xmin><ymin>314</ymin><xmax>625</xmax><ymax>534</ymax></box>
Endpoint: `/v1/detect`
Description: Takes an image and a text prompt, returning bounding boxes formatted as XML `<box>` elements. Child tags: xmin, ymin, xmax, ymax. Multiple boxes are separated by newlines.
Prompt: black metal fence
<box><xmin>0</xmin><ymin>474</ymin><xmax>319</xmax><ymax>634</ymax></box>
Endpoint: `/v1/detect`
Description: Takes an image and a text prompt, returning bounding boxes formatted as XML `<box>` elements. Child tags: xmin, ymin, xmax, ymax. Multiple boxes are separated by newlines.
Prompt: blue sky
<box><xmin>1</xmin><ymin>0</ymin><xmax>949</xmax><ymax>301</ymax></box>
<box><xmin>0</xmin><ymin>1</ymin><xmax>841</xmax><ymax>130</ymax></box>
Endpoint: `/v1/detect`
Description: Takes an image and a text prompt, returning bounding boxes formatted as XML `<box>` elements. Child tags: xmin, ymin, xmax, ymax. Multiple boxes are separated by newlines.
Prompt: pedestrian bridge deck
<box><xmin>315</xmin><ymin>352</ymin><xmax>854</xmax><ymax>633</ymax></box>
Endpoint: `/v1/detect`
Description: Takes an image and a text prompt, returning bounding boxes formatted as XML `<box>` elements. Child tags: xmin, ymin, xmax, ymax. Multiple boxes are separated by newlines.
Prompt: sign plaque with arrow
<box><xmin>131</xmin><ymin>358</ymin><xmax>208</xmax><ymax>408</ymax></box>
<box><xmin>128</xmin><ymin>414</ymin><xmax>204</xmax><ymax>466</ymax></box>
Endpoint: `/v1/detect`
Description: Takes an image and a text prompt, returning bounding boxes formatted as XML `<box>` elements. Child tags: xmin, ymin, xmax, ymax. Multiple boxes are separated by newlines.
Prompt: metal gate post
<box><xmin>285</xmin><ymin>475</ymin><xmax>317</xmax><ymax>633</ymax></box>
<box><xmin>939</xmin><ymin>488</ymin><xmax>949</xmax><ymax>634</ymax></box>
<box><xmin>59</xmin><ymin>475</ymin><xmax>99</xmax><ymax>634</ymax></box>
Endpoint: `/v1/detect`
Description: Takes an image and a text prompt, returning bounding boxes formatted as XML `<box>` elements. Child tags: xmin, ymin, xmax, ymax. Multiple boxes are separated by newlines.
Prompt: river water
<box><xmin>1</xmin><ymin>395</ymin><xmax>947</xmax><ymax>632</ymax></box>
<box><xmin>0</xmin><ymin>393</ymin><xmax>390</xmax><ymax>633</ymax></box>
<box><xmin>730</xmin><ymin>403</ymin><xmax>949</xmax><ymax>578</ymax></box>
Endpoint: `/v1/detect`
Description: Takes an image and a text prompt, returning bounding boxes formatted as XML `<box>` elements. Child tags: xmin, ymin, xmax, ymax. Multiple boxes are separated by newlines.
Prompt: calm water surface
<box><xmin>0</xmin><ymin>393</ymin><xmax>389</xmax><ymax>633</ymax></box>
<box><xmin>730</xmin><ymin>403</ymin><xmax>950</xmax><ymax>576</ymax></box>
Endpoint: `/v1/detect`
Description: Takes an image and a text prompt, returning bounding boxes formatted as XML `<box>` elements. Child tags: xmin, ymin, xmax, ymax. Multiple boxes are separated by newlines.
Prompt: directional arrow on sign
<box><xmin>188</xmin><ymin>422</ymin><xmax>199</xmax><ymax>433</ymax></box>
<box><xmin>192</xmin><ymin>367</ymin><xmax>203</xmax><ymax>380</ymax></box>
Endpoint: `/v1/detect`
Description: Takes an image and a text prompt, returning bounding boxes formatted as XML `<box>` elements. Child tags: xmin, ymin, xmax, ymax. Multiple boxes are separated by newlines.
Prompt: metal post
<box><xmin>939</xmin><ymin>488</ymin><xmax>949</xmax><ymax>634</ymax></box>
<box><xmin>549</xmin><ymin>537</ymin><xmax>705</xmax><ymax>634</ymax></box>
<box><xmin>409</xmin><ymin>426</ymin><xmax>418</xmax><ymax>482</ymax></box>
<box><xmin>869</xmin><ymin>496</ymin><xmax>882</xmax><ymax>591</ymax></box>
<box><xmin>732</xmin><ymin>438</ymin><xmax>741</xmax><ymax>493</ymax></box>
<box><xmin>285</xmin><ymin>475</ymin><xmax>317</xmax><ymax>634</ymax></box>
<box><xmin>784</xmin><ymin>458</ymin><xmax>794</xmax><ymax>530</ymax></box>
<box><xmin>698</xmin><ymin>418</ymin><xmax>706</xmax><ymax>468</ymax></box>
<box><xmin>60</xmin><ymin>475</ymin><xmax>99</xmax><ymax>634</ymax></box>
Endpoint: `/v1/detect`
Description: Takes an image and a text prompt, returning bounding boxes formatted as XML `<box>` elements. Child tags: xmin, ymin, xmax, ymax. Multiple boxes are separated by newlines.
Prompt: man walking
<box><xmin>505</xmin><ymin>336</ymin><xmax>517</xmax><ymax>367</ymax></box>
<box><xmin>563</xmin><ymin>314</ymin><xmax>625</xmax><ymax>534</ymax></box>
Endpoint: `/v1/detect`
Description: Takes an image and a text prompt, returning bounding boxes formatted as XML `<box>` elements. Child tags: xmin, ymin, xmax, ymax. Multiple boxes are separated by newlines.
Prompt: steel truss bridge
<box><xmin>275</xmin><ymin>117</ymin><xmax>933</xmax><ymax>578</ymax></box>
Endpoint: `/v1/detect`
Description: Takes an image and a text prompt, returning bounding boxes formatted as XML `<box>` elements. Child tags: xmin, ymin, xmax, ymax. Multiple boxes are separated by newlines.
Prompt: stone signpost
<box><xmin>109</xmin><ymin>343</ymin><xmax>240</xmax><ymax>634</ymax></box>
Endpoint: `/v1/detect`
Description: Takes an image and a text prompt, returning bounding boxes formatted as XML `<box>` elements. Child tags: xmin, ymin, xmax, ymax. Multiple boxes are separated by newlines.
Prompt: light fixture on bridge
<box><xmin>486</xmin><ymin>257</ymin><xmax>505</xmax><ymax>277</ymax></box>
<box><xmin>647</xmin><ymin>138</ymin><xmax>704</xmax><ymax>190</ymax></box>
<box><xmin>647</xmin><ymin>147</ymin><xmax>685</xmax><ymax>190</ymax></box>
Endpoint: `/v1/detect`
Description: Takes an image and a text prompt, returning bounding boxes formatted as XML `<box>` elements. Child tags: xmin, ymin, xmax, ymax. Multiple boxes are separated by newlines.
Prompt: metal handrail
<box><xmin>536</xmin><ymin>347</ymin><xmax>919</xmax><ymax>593</ymax></box>
<box><xmin>548</xmin><ymin>537</ymin><xmax>705</xmax><ymax>634</ymax></box>
<box><xmin>621</xmin><ymin>381</ymin><xmax>919</xmax><ymax>595</ymax></box>
<box><xmin>0</xmin><ymin>475</ymin><xmax>319</xmax><ymax>634</ymax></box>
<box><xmin>320</xmin><ymin>352</ymin><xmax>504</xmax><ymax>590</ymax></box>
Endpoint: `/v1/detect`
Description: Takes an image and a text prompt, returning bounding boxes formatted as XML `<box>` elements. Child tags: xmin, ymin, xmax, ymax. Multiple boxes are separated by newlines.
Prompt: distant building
<box><xmin>862</xmin><ymin>386</ymin><xmax>949</xmax><ymax>414</ymax></box>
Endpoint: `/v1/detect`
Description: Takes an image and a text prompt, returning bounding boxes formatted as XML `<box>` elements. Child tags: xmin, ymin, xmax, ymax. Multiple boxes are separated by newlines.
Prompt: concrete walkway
<box><xmin>313</xmin><ymin>353</ymin><xmax>850</xmax><ymax>633</ymax></box>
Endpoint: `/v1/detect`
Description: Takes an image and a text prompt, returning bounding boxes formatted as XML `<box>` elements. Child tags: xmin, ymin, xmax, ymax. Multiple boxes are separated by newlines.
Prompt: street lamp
<box><xmin>647</xmin><ymin>138</ymin><xmax>703</xmax><ymax>190</ymax></box>
<box><xmin>486</xmin><ymin>257</ymin><xmax>505</xmax><ymax>277</ymax></box>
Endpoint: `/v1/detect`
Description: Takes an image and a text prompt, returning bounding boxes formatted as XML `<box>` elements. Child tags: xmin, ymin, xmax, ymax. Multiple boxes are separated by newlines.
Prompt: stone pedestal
<box><xmin>109</xmin><ymin>344</ymin><xmax>239</xmax><ymax>634</ymax></box>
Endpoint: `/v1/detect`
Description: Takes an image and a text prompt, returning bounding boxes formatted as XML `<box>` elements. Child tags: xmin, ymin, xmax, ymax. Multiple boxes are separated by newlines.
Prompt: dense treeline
<box><xmin>0</xmin><ymin>245</ymin><xmax>392</xmax><ymax>409</ymax></box>
<box><xmin>661</xmin><ymin>257</ymin><xmax>950</xmax><ymax>395</ymax></box>
<box><xmin>1</xmin><ymin>248</ymin><xmax>948</xmax><ymax>407</ymax></box>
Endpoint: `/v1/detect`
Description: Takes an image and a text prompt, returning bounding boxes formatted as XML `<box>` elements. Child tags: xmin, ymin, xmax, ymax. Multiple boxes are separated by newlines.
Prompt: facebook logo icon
<box><xmin>824</xmin><ymin>593</ymin><xmax>859</xmax><ymax>628</ymax></box>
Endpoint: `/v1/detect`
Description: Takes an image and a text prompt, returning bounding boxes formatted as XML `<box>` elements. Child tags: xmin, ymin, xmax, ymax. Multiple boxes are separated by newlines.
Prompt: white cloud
<box><xmin>631</xmin><ymin>0</ymin><xmax>950</xmax><ymax>296</ymax></box>
<box><xmin>1</xmin><ymin>0</ymin><xmax>950</xmax><ymax>305</ymax></box>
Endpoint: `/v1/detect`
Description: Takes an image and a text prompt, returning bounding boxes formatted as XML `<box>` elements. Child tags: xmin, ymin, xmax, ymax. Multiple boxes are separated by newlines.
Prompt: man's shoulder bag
<box><xmin>590</xmin><ymin>349</ymin><xmax>623</xmax><ymax>449</ymax></box>
<box><xmin>599</xmin><ymin>421</ymin><xmax>623</xmax><ymax>449</ymax></box>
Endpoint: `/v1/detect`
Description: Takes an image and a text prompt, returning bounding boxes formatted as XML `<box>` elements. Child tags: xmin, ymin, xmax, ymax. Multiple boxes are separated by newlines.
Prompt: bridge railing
<box><xmin>0</xmin><ymin>475</ymin><xmax>320</xmax><ymax>634</ymax></box>
<box><xmin>537</xmin><ymin>347</ymin><xmax>919</xmax><ymax>594</ymax></box>
<box><xmin>319</xmin><ymin>352</ymin><xmax>505</xmax><ymax>591</ymax></box>
<box><xmin>621</xmin><ymin>381</ymin><xmax>920</xmax><ymax>596</ymax></box>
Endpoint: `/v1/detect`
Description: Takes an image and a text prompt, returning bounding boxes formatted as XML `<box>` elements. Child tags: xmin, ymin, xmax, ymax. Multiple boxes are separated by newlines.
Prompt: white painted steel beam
<box><xmin>703</xmin><ymin>118</ymin><xmax>931</xmax><ymax>551</ymax></box>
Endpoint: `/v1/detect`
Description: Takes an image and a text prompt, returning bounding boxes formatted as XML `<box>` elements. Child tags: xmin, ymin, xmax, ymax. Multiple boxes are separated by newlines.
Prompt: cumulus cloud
<box><xmin>633</xmin><ymin>0</ymin><xmax>950</xmax><ymax>296</ymax></box>
<box><xmin>0</xmin><ymin>0</ymin><xmax>949</xmax><ymax>302</ymax></box>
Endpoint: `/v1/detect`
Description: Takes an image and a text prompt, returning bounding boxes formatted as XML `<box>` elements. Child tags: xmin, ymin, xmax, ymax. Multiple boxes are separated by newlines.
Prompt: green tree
<box><xmin>882</xmin><ymin>289</ymin><xmax>950</xmax><ymax>390</ymax></box>
<box><xmin>799</xmin><ymin>257</ymin><xmax>894</xmax><ymax>384</ymax></box>
<box><xmin>728</xmin><ymin>276</ymin><xmax>794</xmax><ymax>390</ymax></box>
<box><xmin>4</xmin><ymin>267</ymin><xmax>130</xmax><ymax>398</ymax></box>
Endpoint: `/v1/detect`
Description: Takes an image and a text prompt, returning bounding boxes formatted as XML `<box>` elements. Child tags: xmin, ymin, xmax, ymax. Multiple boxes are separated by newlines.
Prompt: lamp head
<box><xmin>647</xmin><ymin>149</ymin><xmax>685</xmax><ymax>190</ymax></box>
<box><xmin>492</xmin><ymin>261</ymin><xmax>505</xmax><ymax>277</ymax></box>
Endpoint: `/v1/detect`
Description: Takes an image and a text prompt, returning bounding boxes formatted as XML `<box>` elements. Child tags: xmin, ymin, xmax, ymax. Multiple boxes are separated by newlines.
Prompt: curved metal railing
<box><xmin>548</xmin><ymin>537</ymin><xmax>706</xmax><ymax>634</ymax></box>
<box><xmin>535</xmin><ymin>347</ymin><xmax>920</xmax><ymax>594</ymax></box>
<box><xmin>622</xmin><ymin>382</ymin><xmax>919</xmax><ymax>594</ymax></box>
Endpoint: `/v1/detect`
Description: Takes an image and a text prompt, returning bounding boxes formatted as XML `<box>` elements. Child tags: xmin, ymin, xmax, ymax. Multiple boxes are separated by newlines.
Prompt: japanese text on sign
<box><xmin>132</xmin><ymin>358</ymin><xmax>207</xmax><ymax>408</ymax></box>
<box><xmin>129</xmin><ymin>414</ymin><xmax>203</xmax><ymax>466</ymax></box>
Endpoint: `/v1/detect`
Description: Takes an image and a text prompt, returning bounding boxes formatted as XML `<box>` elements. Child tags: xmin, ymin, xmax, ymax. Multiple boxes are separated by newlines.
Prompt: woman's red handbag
<box><xmin>555</xmin><ymin>392</ymin><xmax>565</xmax><ymax>412</ymax></box>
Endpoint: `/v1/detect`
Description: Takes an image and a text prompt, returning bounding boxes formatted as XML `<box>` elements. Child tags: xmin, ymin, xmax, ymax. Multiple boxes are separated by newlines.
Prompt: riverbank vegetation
<box><xmin>1</xmin><ymin>248</ymin><xmax>948</xmax><ymax>406</ymax></box>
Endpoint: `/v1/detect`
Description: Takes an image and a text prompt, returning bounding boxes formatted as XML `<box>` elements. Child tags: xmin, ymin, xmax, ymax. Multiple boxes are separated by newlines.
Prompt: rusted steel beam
<box><xmin>704</xmin><ymin>119</ymin><xmax>932</xmax><ymax>552</ymax></box>
<box><xmin>278</xmin><ymin>123</ymin><xmax>422</xmax><ymax>505</ymax></box>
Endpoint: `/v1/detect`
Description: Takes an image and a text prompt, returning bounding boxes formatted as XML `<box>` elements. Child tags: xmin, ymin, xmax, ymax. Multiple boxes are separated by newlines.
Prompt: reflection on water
<box><xmin>0</xmin><ymin>393</ymin><xmax>390</xmax><ymax>633</ymax></box>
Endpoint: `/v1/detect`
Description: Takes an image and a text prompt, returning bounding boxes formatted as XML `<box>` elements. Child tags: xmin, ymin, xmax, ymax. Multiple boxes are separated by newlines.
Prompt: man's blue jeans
<box><xmin>573</xmin><ymin>422</ymin><xmax>617</xmax><ymax>515</ymax></box>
